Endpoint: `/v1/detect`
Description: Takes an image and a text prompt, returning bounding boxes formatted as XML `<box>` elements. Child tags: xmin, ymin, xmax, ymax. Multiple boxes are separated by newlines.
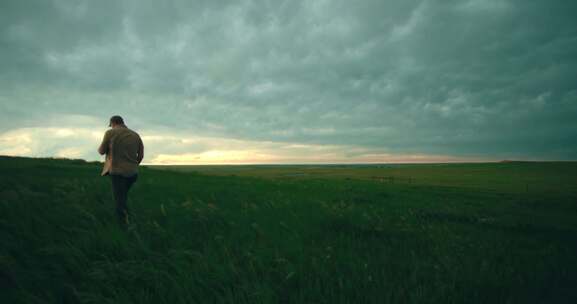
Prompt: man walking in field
<box><xmin>98</xmin><ymin>115</ymin><xmax>144</xmax><ymax>227</ymax></box>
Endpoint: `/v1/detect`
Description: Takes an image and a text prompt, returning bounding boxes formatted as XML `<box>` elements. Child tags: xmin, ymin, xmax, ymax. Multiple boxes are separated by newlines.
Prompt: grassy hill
<box><xmin>1</xmin><ymin>156</ymin><xmax>576</xmax><ymax>303</ymax></box>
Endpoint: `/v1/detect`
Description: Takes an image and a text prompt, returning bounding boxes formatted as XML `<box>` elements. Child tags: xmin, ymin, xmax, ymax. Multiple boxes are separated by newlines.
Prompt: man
<box><xmin>98</xmin><ymin>115</ymin><xmax>144</xmax><ymax>226</ymax></box>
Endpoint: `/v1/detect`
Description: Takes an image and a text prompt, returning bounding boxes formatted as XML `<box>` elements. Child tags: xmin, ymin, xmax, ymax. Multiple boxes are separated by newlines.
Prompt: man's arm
<box><xmin>98</xmin><ymin>130</ymin><xmax>111</xmax><ymax>155</ymax></box>
<box><xmin>137</xmin><ymin>137</ymin><xmax>144</xmax><ymax>164</ymax></box>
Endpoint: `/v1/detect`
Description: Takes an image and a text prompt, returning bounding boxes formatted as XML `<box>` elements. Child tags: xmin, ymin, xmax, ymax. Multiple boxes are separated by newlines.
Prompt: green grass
<box><xmin>1</xmin><ymin>156</ymin><xmax>577</xmax><ymax>303</ymax></box>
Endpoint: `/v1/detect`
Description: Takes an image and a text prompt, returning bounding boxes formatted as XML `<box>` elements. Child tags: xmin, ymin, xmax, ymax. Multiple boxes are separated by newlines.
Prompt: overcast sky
<box><xmin>1</xmin><ymin>0</ymin><xmax>576</xmax><ymax>164</ymax></box>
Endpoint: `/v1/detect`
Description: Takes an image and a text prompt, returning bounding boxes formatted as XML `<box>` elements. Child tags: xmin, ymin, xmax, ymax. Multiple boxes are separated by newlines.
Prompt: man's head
<box><xmin>108</xmin><ymin>115</ymin><xmax>125</xmax><ymax>127</ymax></box>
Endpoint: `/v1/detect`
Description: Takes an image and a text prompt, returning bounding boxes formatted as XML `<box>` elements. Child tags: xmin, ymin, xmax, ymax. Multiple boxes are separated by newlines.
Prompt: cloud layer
<box><xmin>1</xmin><ymin>0</ymin><xmax>576</xmax><ymax>163</ymax></box>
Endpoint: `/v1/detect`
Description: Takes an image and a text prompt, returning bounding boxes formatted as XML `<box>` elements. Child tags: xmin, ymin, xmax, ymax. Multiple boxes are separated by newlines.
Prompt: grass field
<box><xmin>1</xmin><ymin>156</ymin><xmax>577</xmax><ymax>303</ymax></box>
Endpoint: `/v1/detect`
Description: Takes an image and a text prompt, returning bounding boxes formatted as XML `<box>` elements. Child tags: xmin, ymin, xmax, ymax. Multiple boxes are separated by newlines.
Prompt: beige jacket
<box><xmin>98</xmin><ymin>125</ymin><xmax>144</xmax><ymax>177</ymax></box>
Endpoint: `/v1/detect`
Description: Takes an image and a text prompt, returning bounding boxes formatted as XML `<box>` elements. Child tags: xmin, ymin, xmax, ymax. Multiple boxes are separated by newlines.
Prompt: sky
<box><xmin>1</xmin><ymin>0</ymin><xmax>576</xmax><ymax>164</ymax></box>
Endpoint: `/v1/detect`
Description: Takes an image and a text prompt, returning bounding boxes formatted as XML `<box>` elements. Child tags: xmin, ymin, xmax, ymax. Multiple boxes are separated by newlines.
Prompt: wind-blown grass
<box><xmin>1</xmin><ymin>156</ymin><xmax>576</xmax><ymax>303</ymax></box>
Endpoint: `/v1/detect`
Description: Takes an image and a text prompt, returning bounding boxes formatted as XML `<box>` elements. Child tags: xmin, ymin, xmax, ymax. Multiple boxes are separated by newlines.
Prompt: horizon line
<box><xmin>4</xmin><ymin>155</ymin><xmax>577</xmax><ymax>165</ymax></box>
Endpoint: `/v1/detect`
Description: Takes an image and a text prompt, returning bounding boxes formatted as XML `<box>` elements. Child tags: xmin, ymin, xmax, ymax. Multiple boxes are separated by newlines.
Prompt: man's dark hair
<box><xmin>109</xmin><ymin>115</ymin><xmax>124</xmax><ymax>126</ymax></box>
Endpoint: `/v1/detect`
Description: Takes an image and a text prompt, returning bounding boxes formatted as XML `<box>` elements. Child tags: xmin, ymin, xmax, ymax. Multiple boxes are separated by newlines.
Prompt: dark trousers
<box><xmin>109</xmin><ymin>174</ymin><xmax>138</xmax><ymax>224</ymax></box>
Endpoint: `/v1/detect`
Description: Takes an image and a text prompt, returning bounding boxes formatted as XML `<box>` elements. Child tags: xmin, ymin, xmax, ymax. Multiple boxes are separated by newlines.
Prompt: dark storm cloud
<box><xmin>1</xmin><ymin>0</ymin><xmax>576</xmax><ymax>161</ymax></box>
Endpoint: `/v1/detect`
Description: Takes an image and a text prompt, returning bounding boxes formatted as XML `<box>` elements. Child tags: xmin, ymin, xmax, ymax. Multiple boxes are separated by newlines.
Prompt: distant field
<box><xmin>151</xmin><ymin>162</ymin><xmax>577</xmax><ymax>194</ymax></box>
<box><xmin>1</xmin><ymin>156</ymin><xmax>577</xmax><ymax>303</ymax></box>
